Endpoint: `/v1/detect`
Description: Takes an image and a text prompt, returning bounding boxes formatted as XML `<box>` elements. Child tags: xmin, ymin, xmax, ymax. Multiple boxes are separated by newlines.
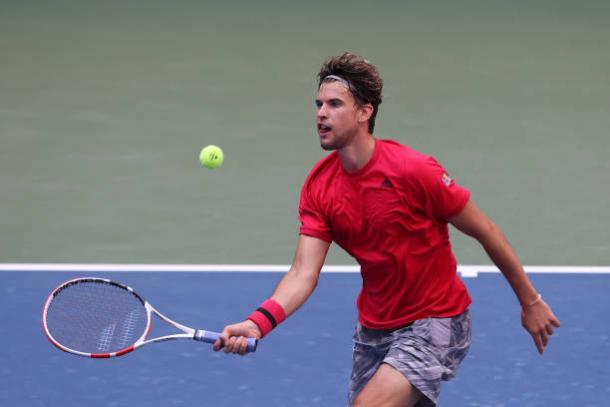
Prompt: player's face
<box><xmin>315</xmin><ymin>82</ymin><xmax>361</xmax><ymax>151</ymax></box>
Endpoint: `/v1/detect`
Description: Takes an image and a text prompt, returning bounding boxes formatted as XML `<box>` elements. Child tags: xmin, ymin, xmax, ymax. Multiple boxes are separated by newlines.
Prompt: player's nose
<box><xmin>316</xmin><ymin>104</ymin><xmax>328</xmax><ymax>119</ymax></box>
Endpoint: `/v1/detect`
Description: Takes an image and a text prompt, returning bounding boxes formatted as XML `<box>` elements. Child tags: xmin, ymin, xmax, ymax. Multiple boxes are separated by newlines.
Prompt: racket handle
<box><xmin>194</xmin><ymin>330</ymin><xmax>258</xmax><ymax>353</ymax></box>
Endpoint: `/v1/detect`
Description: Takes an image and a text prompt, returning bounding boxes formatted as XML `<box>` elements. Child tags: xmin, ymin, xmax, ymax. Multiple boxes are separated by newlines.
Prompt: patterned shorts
<box><xmin>348</xmin><ymin>309</ymin><xmax>471</xmax><ymax>406</ymax></box>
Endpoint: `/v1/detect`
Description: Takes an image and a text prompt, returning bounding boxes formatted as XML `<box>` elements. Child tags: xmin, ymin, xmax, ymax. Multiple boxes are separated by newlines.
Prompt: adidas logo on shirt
<box><xmin>381</xmin><ymin>177</ymin><xmax>393</xmax><ymax>189</ymax></box>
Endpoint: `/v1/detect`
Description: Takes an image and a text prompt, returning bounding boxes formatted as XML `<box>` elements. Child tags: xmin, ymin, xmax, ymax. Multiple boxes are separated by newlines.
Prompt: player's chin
<box><xmin>319</xmin><ymin>136</ymin><xmax>338</xmax><ymax>151</ymax></box>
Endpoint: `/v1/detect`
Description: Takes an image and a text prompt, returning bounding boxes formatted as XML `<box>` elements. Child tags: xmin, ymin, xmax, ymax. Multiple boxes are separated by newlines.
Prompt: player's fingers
<box><xmin>230</xmin><ymin>336</ymin><xmax>242</xmax><ymax>354</ymax></box>
<box><xmin>540</xmin><ymin>329</ymin><xmax>549</xmax><ymax>347</ymax></box>
<box><xmin>237</xmin><ymin>337</ymin><xmax>249</xmax><ymax>355</ymax></box>
<box><xmin>551</xmin><ymin>317</ymin><xmax>561</xmax><ymax>328</ymax></box>
<box><xmin>212</xmin><ymin>338</ymin><xmax>223</xmax><ymax>351</ymax></box>
<box><xmin>532</xmin><ymin>333</ymin><xmax>544</xmax><ymax>355</ymax></box>
<box><xmin>213</xmin><ymin>330</ymin><xmax>230</xmax><ymax>351</ymax></box>
<box><xmin>223</xmin><ymin>336</ymin><xmax>238</xmax><ymax>354</ymax></box>
<box><xmin>235</xmin><ymin>337</ymin><xmax>250</xmax><ymax>355</ymax></box>
<box><xmin>231</xmin><ymin>336</ymin><xmax>244</xmax><ymax>354</ymax></box>
<box><xmin>215</xmin><ymin>328</ymin><xmax>235</xmax><ymax>351</ymax></box>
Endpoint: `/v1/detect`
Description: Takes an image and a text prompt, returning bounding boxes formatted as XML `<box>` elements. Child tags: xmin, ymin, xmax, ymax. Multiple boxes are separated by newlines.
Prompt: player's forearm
<box><xmin>271</xmin><ymin>266</ymin><xmax>320</xmax><ymax>317</ymax></box>
<box><xmin>477</xmin><ymin>222</ymin><xmax>539</xmax><ymax>306</ymax></box>
<box><xmin>266</xmin><ymin>235</ymin><xmax>329</xmax><ymax>317</ymax></box>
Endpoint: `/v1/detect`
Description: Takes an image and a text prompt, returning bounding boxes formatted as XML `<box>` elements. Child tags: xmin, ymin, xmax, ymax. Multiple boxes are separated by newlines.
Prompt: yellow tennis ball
<box><xmin>199</xmin><ymin>145</ymin><xmax>224</xmax><ymax>169</ymax></box>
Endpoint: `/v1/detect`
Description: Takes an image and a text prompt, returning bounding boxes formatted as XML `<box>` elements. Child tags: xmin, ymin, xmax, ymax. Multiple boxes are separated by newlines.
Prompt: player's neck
<box><xmin>338</xmin><ymin>132</ymin><xmax>376</xmax><ymax>174</ymax></box>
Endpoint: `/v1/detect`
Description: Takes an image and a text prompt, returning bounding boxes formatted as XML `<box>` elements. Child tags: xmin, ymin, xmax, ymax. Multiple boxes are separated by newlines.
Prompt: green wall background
<box><xmin>1</xmin><ymin>0</ymin><xmax>609</xmax><ymax>265</ymax></box>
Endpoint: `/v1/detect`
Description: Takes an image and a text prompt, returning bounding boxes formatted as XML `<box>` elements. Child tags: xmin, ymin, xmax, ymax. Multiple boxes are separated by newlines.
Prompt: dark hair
<box><xmin>317</xmin><ymin>52</ymin><xmax>383</xmax><ymax>133</ymax></box>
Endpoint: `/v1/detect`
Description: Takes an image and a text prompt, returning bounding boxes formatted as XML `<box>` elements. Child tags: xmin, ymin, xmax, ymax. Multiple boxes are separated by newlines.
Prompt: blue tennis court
<box><xmin>1</xmin><ymin>268</ymin><xmax>608</xmax><ymax>406</ymax></box>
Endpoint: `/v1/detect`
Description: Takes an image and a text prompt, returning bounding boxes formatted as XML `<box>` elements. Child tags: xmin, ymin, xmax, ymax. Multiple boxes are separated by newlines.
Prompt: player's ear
<box><xmin>357</xmin><ymin>103</ymin><xmax>374</xmax><ymax>124</ymax></box>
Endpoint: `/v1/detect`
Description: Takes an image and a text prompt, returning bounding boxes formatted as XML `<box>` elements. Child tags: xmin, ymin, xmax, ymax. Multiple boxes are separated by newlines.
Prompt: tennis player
<box><xmin>214</xmin><ymin>52</ymin><xmax>561</xmax><ymax>407</ymax></box>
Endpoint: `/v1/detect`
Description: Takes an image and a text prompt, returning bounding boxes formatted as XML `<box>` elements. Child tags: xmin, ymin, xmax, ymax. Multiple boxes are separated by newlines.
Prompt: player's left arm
<box><xmin>449</xmin><ymin>200</ymin><xmax>561</xmax><ymax>355</ymax></box>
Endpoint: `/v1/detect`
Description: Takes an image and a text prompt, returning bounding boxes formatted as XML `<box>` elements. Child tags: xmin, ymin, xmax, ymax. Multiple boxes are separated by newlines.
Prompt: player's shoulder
<box><xmin>302</xmin><ymin>151</ymin><xmax>340</xmax><ymax>189</ymax></box>
<box><xmin>377</xmin><ymin>139</ymin><xmax>435</xmax><ymax>172</ymax></box>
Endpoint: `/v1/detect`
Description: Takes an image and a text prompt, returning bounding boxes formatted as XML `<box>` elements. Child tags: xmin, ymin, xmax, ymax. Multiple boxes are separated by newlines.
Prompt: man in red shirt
<box><xmin>214</xmin><ymin>52</ymin><xmax>560</xmax><ymax>407</ymax></box>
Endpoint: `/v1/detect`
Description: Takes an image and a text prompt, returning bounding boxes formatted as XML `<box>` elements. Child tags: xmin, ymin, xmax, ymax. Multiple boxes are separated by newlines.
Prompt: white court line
<box><xmin>0</xmin><ymin>263</ymin><xmax>609</xmax><ymax>277</ymax></box>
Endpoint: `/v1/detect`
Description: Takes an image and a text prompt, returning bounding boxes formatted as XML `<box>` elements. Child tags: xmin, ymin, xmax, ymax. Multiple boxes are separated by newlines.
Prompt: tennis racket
<box><xmin>42</xmin><ymin>277</ymin><xmax>258</xmax><ymax>358</ymax></box>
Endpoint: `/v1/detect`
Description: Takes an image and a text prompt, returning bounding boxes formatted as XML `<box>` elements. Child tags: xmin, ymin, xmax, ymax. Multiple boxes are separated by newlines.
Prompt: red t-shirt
<box><xmin>299</xmin><ymin>139</ymin><xmax>472</xmax><ymax>330</ymax></box>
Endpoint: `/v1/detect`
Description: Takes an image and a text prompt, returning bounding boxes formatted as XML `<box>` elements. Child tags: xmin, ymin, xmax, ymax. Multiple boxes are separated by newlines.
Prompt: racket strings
<box><xmin>45</xmin><ymin>280</ymin><xmax>148</xmax><ymax>354</ymax></box>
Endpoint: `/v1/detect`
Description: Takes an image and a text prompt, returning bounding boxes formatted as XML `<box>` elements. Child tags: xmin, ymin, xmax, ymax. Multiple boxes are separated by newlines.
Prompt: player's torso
<box><xmin>305</xmin><ymin>140</ymin><xmax>469</xmax><ymax>328</ymax></box>
<box><xmin>328</xmin><ymin>169</ymin><xmax>409</xmax><ymax>245</ymax></box>
<box><xmin>320</xmin><ymin>154</ymin><xmax>444</xmax><ymax>265</ymax></box>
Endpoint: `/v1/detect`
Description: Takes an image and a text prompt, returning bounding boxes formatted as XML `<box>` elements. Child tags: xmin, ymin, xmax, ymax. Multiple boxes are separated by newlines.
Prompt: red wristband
<box><xmin>247</xmin><ymin>299</ymin><xmax>287</xmax><ymax>338</ymax></box>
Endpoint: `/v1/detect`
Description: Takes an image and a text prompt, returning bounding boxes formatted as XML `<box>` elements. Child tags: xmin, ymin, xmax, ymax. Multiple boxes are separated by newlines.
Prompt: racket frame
<box><xmin>42</xmin><ymin>277</ymin><xmax>249</xmax><ymax>358</ymax></box>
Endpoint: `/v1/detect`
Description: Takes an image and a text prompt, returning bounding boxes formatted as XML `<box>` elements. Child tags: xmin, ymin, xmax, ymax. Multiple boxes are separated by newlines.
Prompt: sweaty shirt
<box><xmin>298</xmin><ymin>139</ymin><xmax>472</xmax><ymax>330</ymax></box>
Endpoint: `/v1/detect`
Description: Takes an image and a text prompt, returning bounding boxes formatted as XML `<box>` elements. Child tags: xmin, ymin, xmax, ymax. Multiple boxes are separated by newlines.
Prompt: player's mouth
<box><xmin>318</xmin><ymin>123</ymin><xmax>332</xmax><ymax>136</ymax></box>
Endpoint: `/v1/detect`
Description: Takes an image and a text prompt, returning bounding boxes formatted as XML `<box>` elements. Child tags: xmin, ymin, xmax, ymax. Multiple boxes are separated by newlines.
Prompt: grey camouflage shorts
<box><xmin>348</xmin><ymin>309</ymin><xmax>471</xmax><ymax>406</ymax></box>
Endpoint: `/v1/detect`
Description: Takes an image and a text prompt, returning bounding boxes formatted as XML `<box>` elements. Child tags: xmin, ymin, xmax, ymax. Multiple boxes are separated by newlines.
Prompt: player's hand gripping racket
<box><xmin>42</xmin><ymin>277</ymin><xmax>258</xmax><ymax>358</ymax></box>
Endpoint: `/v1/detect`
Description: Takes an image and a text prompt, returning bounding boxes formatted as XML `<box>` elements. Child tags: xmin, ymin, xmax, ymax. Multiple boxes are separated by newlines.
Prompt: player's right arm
<box><xmin>213</xmin><ymin>235</ymin><xmax>330</xmax><ymax>355</ymax></box>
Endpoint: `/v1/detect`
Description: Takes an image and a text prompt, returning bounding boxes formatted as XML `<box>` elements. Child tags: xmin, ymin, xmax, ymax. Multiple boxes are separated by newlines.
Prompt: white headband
<box><xmin>322</xmin><ymin>75</ymin><xmax>350</xmax><ymax>88</ymax></box>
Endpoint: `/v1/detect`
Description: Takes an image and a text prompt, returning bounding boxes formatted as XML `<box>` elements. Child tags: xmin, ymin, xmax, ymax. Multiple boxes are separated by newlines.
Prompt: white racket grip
<box><xmin>194</xmin><ymin>330</ymin><xmax>258</xmax><ymax>353</ymax></box>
